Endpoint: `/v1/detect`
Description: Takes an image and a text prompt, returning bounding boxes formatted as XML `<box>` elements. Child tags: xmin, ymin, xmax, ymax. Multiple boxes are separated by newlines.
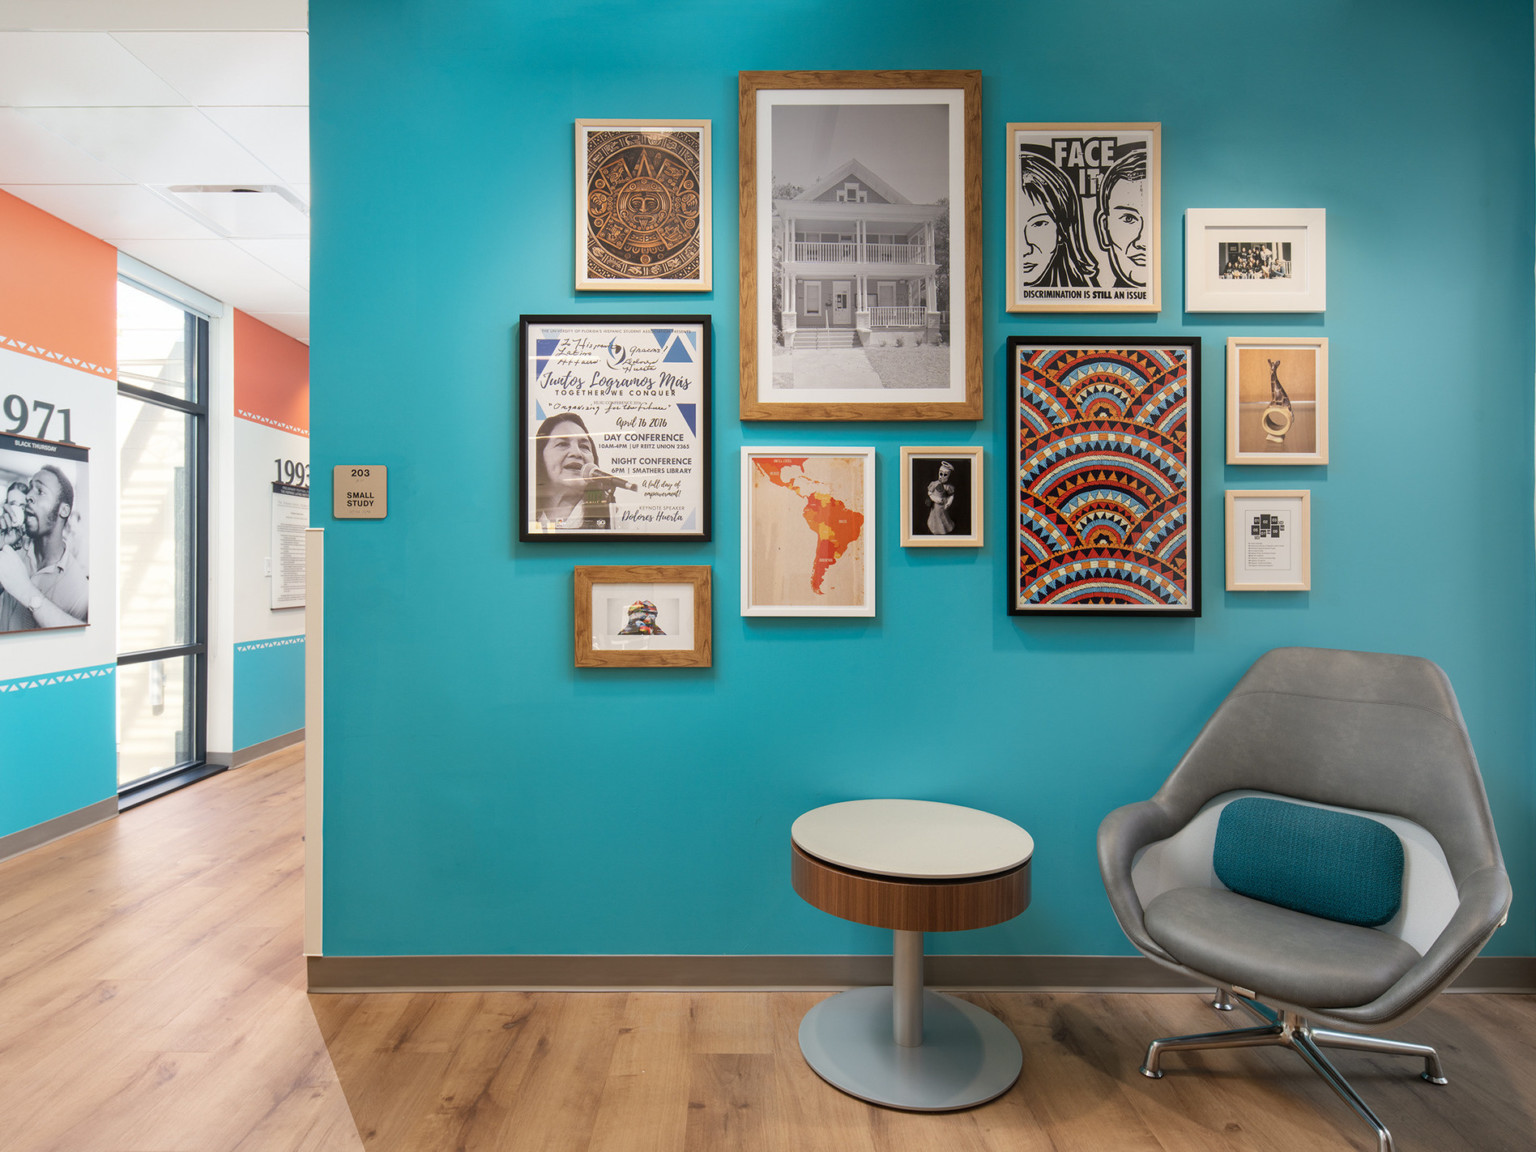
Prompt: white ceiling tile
<box><xmin>18</xmin><ymin>106</ymin><xmax>280</xmax><ymax>185</ymax></box>
<box><xmin>245</xmin><ymin>312</ymin><xmax>309</xmax><ymax>344</ymax></box>
<box><xmin>0</xmin><ymin>106</ymin><xmax>131</xmax><ymax>182</ymax></box>
<box><xmin>0</xmin><ymin>182</ymin><xmax>215</xmax><ymax>240</ymax></box>
<box><xmin>0</xmin><ymin>2</ymin><xmax>307</xmax><ymax>32</ymax></box>
<box><xmin>113</xmin><ymin>31</ymin><xmax>307</xmax><ymax>106</ymax></box>
<box><xmin>0</xmin><ymin>31</ymin><xmax>188</xmax><ymax>106</ymax></box>
<box><xmin>116</xmin><ymin>238</ymin><xmax>308</xmax><ymax>316</ymax></box>
<box><xmin>202</xmin><ymin>107</ymin><xmax>308</xmax><ymax>183</ymax></box>
<box><xmin>232</xmin><ymin>238</ymin><xmax>309</xmax><ymax>290</ymax></box>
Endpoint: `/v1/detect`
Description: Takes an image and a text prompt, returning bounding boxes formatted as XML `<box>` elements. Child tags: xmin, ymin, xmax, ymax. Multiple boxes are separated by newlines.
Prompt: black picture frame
<box><xmin>519</xmin><ymin>315</ymin><xmax>712</xmax><ymax>543</ymax></box>
<box><xmin>1006</xmin><ymin>336</ymin><xmax>1200</xmax><ymax>616</ymax></box>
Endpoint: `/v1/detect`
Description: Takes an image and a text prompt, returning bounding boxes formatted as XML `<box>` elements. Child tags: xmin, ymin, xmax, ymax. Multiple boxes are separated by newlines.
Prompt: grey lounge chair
<box><xmin>1098</xmin><ymin>647</ymin><xmax>1511</xmax><ymax>1152</ymax></box>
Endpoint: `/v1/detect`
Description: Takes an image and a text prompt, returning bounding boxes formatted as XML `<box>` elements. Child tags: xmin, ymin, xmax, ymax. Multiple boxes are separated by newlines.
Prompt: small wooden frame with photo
<box><xmin>1186</xmin><ymin>209</ymin><xmax>1326</xmax><ymax>313</ymax></box>
<box><xmin>574</xmin><ymin>565</ymin><xmax>712</xmax><ymax>668</ymax></box>
<box><xmin>900</xmin><ymin>445</ymin><xmax>982</xmax><ymax>547</ymax></box>
<box><xmin>575</xmin><ymin>119</ymin><xmax>711</xmax><ymax>291</ymax></box>
<box><xmin>1225</xmin><ymin>490</ymin><xmax>1311</xmax><ymax>592</ymax></box>
<box><xmin>1226</xmin><ymin>336</ymin><xmax>1328</xmax><ymax>465</ymax></box>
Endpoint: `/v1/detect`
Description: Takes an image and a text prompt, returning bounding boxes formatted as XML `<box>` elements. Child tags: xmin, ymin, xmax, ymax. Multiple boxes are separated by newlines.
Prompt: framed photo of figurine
<box><xmin>1186</xmin><ymin>209</ymin><xmax>1326</xmax><ymax>313</ymax></box>
<box><xmin>519</xmin><ymin>315</ymin><xmax>711</xmax><ymax>542</ymax></box>
<box><xmin>575</xmin><ymin>119</ymin><xmax>711</xmax><ymax>291</ymax></box>
<box><xmin>1007</xmin><ymin>337</ymin><xmax>1199</xmax><ymax>616</ymax></box>
<box><xmin>738</xmin><ymin>70</ymin><xmax>983</xmax><ymax>420</ymax></box>
<box><xmin>741</xmin><ymin>447</ymin><xmax>875</xmax><ymax>616</ymax></box>
<box><xmin>1225</xmin><ymin>490</ymin><xmax>1310</xmax><ymax>591</ymax></box>
<box><xmin>1226</xmin><ymin>336</ymin><xmax>1328</xmax><ymax>464</ymax></box>
<box><xmin>900</xmin><ymin>445</ymin><xmax>982</xmax><ymax>547</ymax></box>
<box><xmin>1006</xmin><ymin>122</ymin><xmax>1161</xmax><ymax>313</ymax></box>
<box><xmin>574</xmin><ymin>565</ymin><xmax>712</xmax><ymax>667</ymax></box>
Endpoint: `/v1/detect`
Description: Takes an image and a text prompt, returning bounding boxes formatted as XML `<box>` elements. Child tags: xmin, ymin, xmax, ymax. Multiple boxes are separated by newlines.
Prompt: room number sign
<box><xmin>333</xmin><ymin>465</ymin><xmax>387</xmax><ymax>519</ymax></box>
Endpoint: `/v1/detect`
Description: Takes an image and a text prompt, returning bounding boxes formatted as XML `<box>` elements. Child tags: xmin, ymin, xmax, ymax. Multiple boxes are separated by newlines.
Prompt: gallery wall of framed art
<box><xmin>311</xmin><ymin>0</ymin><xmax>1536</xmax><ymax>964</ymax></box>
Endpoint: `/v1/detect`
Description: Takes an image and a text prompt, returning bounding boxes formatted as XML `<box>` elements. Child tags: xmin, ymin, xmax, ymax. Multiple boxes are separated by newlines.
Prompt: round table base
<box><xmin>798</xmin><ymin>987</ymin><xmax>1022</xmax><ymax>1111</ymax></box>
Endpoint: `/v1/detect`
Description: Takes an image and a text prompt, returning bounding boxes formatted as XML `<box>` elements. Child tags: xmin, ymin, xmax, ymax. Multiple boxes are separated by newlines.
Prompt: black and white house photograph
<box><xmin>0</xmin><ymin>433</ymin><xmax>90</xmax><ymax>634</ymax></box>
<box><xmin>740</xmin><ymin>71</ymin><xmax>982</xmax><ymax>420</ymax></box>
<box><xmin>900</xmin><ymin>445</ymin><xmax>983</xmax><ymax>547</ymax></box>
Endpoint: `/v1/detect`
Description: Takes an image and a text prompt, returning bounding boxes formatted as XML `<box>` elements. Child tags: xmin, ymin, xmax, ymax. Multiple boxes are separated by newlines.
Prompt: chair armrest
<box><xmin>1325</xmin><ymin>865</ymin><xmax>1513</xmax><ymax>1028</ymax></box>
<box><xmin>1098</xmin><ymin>799</ymin><xmax>1186</xmax><ymax>962</ymax></box>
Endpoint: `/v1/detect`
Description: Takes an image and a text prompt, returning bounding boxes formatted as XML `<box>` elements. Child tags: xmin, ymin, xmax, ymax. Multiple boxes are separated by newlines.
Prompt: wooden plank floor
<box><xmin>3</xmin><ymin>748</ymin><xmax>1533</xmax><ymax>1151</ymax></box>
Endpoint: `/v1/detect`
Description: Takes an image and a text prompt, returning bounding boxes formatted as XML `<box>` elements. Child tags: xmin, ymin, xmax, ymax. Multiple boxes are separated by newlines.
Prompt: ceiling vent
<box><xmin>155</xmin><ymin>184</ymin><xmax>309</xmax><ymax>239</ymax></box>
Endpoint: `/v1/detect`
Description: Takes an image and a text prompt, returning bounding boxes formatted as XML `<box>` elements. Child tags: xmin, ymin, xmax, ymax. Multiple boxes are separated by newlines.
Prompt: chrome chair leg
<box><xmin>1211</xmin><ymin>985</ymin><xmax>1234</xmax><ymax>1011</ymax></box>
<box><xmin>1294</xmin><ymin>1030</ymin><xmax>1396</xmax><ymax>1152</ymax></box>
<box><xmin>1310</xmin><ymin>1026</ymin><xmax>1449</xmax><ymax>1085</ymax></box>
<box><xmin>1140</xmin><ymin>1023</ymin><xmax>1283</xmax><ymax>1078</ymax></box>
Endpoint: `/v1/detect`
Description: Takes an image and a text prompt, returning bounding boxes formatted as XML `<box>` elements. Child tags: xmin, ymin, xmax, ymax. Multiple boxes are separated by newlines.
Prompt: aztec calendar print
<box><xmin>585</xmin><ymin>129</ymin><xmax>702</xmax><ymax>282</ymax></box>
<box><xmin>1011</xmin><ymin>343</ymin><xmax>1197</xmax><ymax>614</ymax></box>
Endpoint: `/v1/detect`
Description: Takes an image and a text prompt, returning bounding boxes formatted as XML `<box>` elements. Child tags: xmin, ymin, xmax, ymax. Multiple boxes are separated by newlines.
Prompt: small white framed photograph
<box><xmin>741</xmin><ymin>447</ymin><xmax>875</xmax><ymax>616</ymax></box>
<box><xmin>1186</xmin><ymin>209</ymin><xmax>1325</xmax><ymax>313</ymax></box>
<box><xmin>900</xmin><ymin>445</ymin><xmax>982</xmax><ymax>547</ymax></box>
<box><xmin>1226</xmin><ymin>490</ymin><xmax>1311</xmax><ymax>591</ymax></box>
<box><xmin>1227</xmin><ymin>336</ymin><xmax>1328</xmax><ymax>464</ymax></box>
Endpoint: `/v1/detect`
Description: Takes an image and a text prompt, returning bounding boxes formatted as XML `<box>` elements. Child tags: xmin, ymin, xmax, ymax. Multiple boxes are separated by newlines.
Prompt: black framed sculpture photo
<box><xmin>519</xmin><ymin>316</ymin><xmax>711</xmax><ymax>542</ymax></box>
<box><xmin>1007</xmin><ymin>337</ymin><xmax>1199</xmax><ymax>616</ymax></box>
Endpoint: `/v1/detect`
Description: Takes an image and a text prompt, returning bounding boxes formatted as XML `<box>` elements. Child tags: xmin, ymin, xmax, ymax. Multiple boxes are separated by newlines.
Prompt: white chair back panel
<box><xmin>1129</xmin><ymin>790</ymin><xmax>1460</xmax><ymax>955</ymax></box>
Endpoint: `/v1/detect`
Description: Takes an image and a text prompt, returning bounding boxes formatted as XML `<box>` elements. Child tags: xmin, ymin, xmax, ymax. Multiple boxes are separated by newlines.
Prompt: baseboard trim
<box><xmin>232</xmin><ymin>727</ymin><xmax>304</xmax><ymax>768</ymax></box>
<box><xmin>307</xmin><ymin>952</ymin><xmax>1536</xmax><ymax>994</ymax></box>
<box><xmin>0</xmin><ymin>797</ymin><xmax>117</xmax><ymax>863</ymax></box>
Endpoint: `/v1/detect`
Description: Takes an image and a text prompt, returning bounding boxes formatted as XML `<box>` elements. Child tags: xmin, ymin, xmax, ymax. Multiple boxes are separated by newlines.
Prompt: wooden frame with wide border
<box><xmin>519</xmin><ymin>315</ymin><xmax>712</xmax><ymax>543</ymax></box>
<box><xmin>738</xmin><ymin>70</ymin><xmax>983</xmax><ymax>420</ymax></box>
<box><xmin>740</xmin><ymin>446</ymin><xmax>876</xmax><ymax>616</ymax></box>
<box><xmin>574</xmin><ymin>565</ymin><xmax>712</xmax><ymax>667</ymax></box>
<box><xmin>1226</xmin><ymin>336</ymin><xmax>1329</xmax><ymax>465</ymax></box>
<box><xmin>1225</xmin><ymin>490</ymin><xmax>1311</xmax><ymax>591</ymax></box>
<box><xmin>1007</xmin><ymin>337</ymin><xmax>1200</xmax><ymax>617</ymax></box>
<box><xmin>900</xmin><ymin>444</ymin><xmax>983</xmax><ymax>547</ymax></box>
<box><xmin>1186</xmin><ymin>208</ymin><xmax>1326</xmax><ymax>313</ymax></box>
<box><xmin>575</xmin><ymin>119</ymin><xmax>711</xmax><ymax>292</ymax></box>
<box><xmin>1005</xmin><ymin>121</ymin><xmax>1161</xmax><ymax>313</ymax></box>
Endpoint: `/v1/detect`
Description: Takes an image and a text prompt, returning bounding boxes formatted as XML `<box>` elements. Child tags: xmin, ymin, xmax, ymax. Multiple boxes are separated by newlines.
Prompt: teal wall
<box><xmin>311</xmin><ymin>0</ymin><xmax>1536</xmax><ymax>957</ymax></box>
<box><xmin>0</xmin><ymin>665</ymin><xmax>116</xmax><ymax>839</ymax></box>
<box><xmin>233</xmin><ymin>636</ymin><xmax>305</xmax><ymax>750</ymax></box>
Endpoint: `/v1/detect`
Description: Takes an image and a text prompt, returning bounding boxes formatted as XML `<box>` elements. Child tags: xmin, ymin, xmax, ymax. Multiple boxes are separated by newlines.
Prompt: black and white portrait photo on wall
<box><xmin>900</xmin><ymin>445</ymin><xmax>982</xmax><ymax>547</ymax></box>
<box><xmin>738</xmin><ymin>70</ymin><xmax>983</xmax><ymax>420</ymax></box>
<box><xmin>575</xmin><ymin>119</ymin><xmax>711</xmax><ymax>292</ymax></box>
<box><xmin>519</xmin><ymin>316</ymin><xmax>711</xmax><ymax>542</ymax></box>
<box><xmin>0</xmin><ymin>432</ymin><xmax>89</xmax><ymax>633</ymax></box>
<box><xmin>1006</xmin><ymin>123</ymin><xmax>1161</xmax><ymax>312</ymax></box>
<box><xmin>1186</xmin><ymin>209</ymin><xmax>1326</xmax><ymax>312</ymax></box>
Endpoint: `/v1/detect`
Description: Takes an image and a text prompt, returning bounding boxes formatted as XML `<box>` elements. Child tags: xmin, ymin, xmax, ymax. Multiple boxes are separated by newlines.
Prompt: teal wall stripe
<box><xmin>0</xmin><ymin>663</ymin><xmax>116</xmax><ymax>839</ymax></box>
<box><xmin>233</xmin><ymin>635</ymin><xmax>305</xmax><ymax>750</ymax></box>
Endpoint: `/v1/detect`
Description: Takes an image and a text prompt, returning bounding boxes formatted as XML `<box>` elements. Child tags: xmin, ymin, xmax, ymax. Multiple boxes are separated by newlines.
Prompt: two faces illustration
<box><xmin>1017</xmin><ymin>149</ymin><xmax>1147</xmax><ymax>290</ymax></box>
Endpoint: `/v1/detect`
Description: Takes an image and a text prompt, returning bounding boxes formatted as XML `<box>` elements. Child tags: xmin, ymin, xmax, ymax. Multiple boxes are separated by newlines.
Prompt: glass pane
<box><xmin>117</xmin><ymin>281</ymin><xmax>191</xmax><ymax>401</ymax></box>
<box><xmin>117</xmin><ymin>395</ymin><xmax>192</xmax><ymax>652</ymax></box>
<box><xmin>117</xmin><ymin>656</ymin><xmax>193</xmax><ymax>787</ymax></box>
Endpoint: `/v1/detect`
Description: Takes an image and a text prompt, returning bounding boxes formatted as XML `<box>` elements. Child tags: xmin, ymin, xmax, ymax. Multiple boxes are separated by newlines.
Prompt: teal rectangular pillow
<box><xmin>1213</xmin><ymin>797</ymin><xmax>1404</xmax><ymax>927</ymax></box>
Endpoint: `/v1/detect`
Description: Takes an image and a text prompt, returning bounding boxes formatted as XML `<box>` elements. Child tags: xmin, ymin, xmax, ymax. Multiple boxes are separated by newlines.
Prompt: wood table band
<box><xmin>791</xmin><ymin>841</ymin><xmax>1031</xmax><ymax>933</ymax></box>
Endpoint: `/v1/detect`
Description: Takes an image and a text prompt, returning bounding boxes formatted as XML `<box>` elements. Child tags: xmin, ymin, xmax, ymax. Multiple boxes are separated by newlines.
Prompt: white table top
<box><xmin>791</xmin><ymin>799</ymin><xmax>1034</xmax><ymax>880</ymax></box>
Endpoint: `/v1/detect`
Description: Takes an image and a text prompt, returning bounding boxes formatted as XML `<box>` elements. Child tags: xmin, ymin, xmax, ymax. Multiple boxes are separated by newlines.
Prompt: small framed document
<box><xmin>1226</xmin><ymin>489</ymin><xmax>1310</xmax><ymax>591</ymax></box>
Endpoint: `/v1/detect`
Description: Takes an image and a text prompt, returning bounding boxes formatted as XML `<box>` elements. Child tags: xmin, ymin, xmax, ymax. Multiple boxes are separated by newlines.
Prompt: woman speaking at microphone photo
<box><xmin>532</xmin><ymin>412</ymin><xmax>637</xmax><ymax>531</ymax></box>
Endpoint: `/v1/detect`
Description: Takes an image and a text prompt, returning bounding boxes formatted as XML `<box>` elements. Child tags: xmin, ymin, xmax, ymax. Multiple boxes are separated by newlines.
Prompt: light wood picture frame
<box><xmin>1186</xmin><ymin>209</ymin><xmax>1326</xmax><ymax>313</ymax></box>
<box><xmin>1225</xmin><ymin>490</ymin><xmax>1311</xmax><ymax>591</ymax></box>
<box><xmin>741</xmin><ymin>447</ymin><xmax>876</xmax><ymax>615</ymax></box>
<box><xmin>574</xmin><ymin>565</ymin><xmax>712</xmax><ymax>667</ymax></box>
<box><xmin>900</xmin><ymin>445</ymin><xmax>982</xmax><ymax>547</ymax></box>
<box><xmin>1226</xmin><ymin>336</ymin><xmax>1328</xmax><ymax>464</ymax></box>
<box><xmin>575</xmin><ymin>119</ymin><xmax>711</xmax><ymax>291</ymax></box>
<box><xmin>738</xmin><ymin>70</ymin><xmax>983</xmax><ymax>420</ymax></box>
<box><xmin>1006</xmin><ymin>122</ymin><xmax>1161</xmax><ymax>313</ymax></box>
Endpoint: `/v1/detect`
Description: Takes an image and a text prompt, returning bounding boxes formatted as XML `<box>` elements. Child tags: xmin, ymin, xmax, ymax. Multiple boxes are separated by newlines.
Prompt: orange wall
<box><xmin>234</xmin><ymin>310</ymin><xmax>309</xmax><ymax>436</ymax></box>
<box><xmin>0</xmin><ymin>191</ymin><xmax>116</xmax><ymax>378</ymax></box>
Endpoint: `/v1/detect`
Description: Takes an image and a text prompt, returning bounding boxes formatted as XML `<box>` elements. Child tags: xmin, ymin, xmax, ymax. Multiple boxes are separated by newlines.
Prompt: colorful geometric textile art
<box><xmin>1008</xmin><ymin>339</ymin><xmax>1200</xmax><ymax>616</ymax></box>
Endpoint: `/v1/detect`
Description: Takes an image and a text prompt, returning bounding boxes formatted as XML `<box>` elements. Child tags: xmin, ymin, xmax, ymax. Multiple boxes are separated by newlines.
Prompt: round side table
<box><xmin>790</xmin><ymin>799</ymin><xmax>1033</xmax><ymax>1111</ymax></box>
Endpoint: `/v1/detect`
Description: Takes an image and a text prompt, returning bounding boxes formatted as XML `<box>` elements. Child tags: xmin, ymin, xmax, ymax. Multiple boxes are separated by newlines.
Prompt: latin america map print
<box><xmin>1012</xmin><ymin>343</ymin><xmax>1194</xmax><ymax>612</ymax></box>
<box><xmin>749</xmin><ymin>455</ymin><xmax>867</xmax><ymax>608</ymax></box>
